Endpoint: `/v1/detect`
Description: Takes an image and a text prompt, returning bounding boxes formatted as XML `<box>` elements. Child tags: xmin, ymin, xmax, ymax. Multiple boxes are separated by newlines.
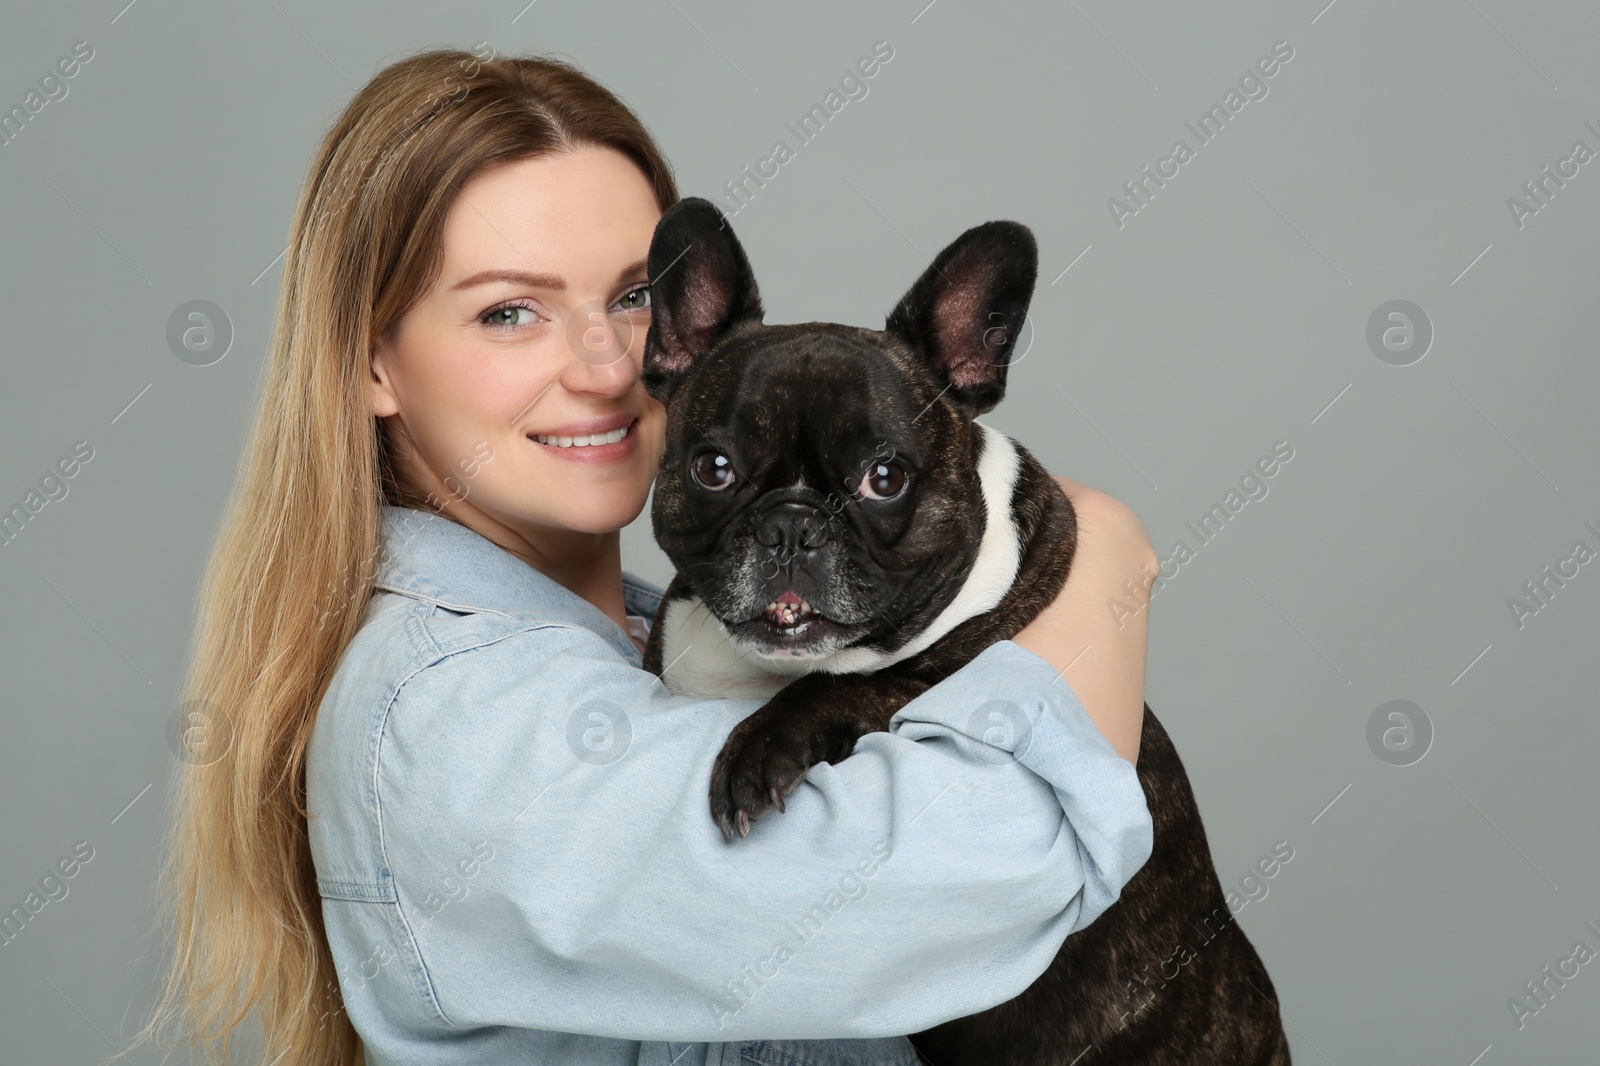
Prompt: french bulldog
<box><xmin>638</xmin><ymin>197</ymin><xmax>1290</xmax><ymax>1066</ymax></box>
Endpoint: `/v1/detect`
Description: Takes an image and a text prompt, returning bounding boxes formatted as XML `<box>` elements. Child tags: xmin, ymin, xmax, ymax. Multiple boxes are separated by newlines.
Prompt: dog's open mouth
<box><xmin>763</xmin><ymin>589</ymin><xmax>819</xmax><ymax>634</ymax></box>
<box><xmin>728</xmin><ymin>585</ymin><xmax>869</xmax><ymax>660</ymax></box>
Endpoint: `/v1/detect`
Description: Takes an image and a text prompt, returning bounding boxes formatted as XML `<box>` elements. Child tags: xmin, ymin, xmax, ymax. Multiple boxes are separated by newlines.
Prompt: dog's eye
<box><xmin>857</xmin><ymin>461</ymin><xmax>908</xmax><ymax>501</ymax></box>
<box><xmin>690</xmin><ymin>451</ymin><xmax>737</xmax><ymax>491</ymax></box>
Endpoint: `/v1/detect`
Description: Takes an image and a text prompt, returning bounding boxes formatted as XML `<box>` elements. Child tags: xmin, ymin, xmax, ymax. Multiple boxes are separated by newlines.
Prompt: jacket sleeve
<box><xmin>375</xmin><ymin>616</ymin><xmax>1153</xmax><ymax>1042</ymax></box>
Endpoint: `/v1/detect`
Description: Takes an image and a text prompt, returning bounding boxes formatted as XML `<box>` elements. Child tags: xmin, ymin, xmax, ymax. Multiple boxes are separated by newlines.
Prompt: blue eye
<box><xmin>480</xmin><ymin>301</ymin><xmax>541</xmax><ymax>331</ymax></box>
<box><xmin>614</xmin><ymin>284</ymin><xmax>651</xmax><ymax>312</ymax></box>
<box><xmin>481</xmin><ymin>288</ymin><xmax>645</xmax><ymax>332</ymax></box>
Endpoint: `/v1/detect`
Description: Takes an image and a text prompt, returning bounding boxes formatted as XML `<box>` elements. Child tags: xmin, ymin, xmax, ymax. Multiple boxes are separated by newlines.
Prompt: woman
<box><xmin>135</xmin><ymin>48</ymin><xmax>1159</xmax><ymax>1066</ymax></box>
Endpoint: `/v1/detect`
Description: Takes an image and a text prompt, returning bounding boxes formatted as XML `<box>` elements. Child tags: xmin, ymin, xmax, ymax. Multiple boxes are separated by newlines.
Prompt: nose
<box><xmin>560</xmin><ymin>307</ymin><xmax>642</xmax><ymax>396</ymax></box>
<box><xmin>755</xmin><ymin>502</ymin><xmax>833</xmax><ymax>555</ymax></box>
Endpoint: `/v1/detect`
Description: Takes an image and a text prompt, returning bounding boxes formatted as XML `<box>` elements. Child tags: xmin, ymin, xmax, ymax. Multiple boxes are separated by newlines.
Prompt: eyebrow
<box><xmin>449</xmin><ymin>258</ymin><xmax>650</xmax><ymax>293</ymax></box>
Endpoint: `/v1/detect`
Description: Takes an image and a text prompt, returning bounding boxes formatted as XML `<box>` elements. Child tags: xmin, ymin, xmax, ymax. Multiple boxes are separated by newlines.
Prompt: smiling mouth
<box><xmin>529</xmin><ymin>418</ymin><xmax>636</xmax><ymax>448</ymax></box>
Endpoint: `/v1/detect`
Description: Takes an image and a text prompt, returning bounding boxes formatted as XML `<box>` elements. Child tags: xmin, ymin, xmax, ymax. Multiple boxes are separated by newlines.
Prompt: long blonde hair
<box><xmin>130</xmin><ymin>46</ymin><xmax>678</xmax><ymax>1065</ymax></box>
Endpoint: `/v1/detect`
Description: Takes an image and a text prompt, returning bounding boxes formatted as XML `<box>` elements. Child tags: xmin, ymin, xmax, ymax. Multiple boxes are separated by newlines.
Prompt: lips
<box><xmin>730</xmin><ymin>586</ymin><xmax>868</xmax><ymax>658</ymax></box>
<box><xmin>529</xmin><ymin>416</ymin><xmax>637</xmax><ymax>449</ymax></box>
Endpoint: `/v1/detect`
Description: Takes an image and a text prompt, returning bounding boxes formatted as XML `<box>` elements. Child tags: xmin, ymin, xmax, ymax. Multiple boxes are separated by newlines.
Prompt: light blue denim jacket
<box><xmin>306</xmin><ymin>505</ymin><xmax>1155</xmax><ymax>1066</ymax></box>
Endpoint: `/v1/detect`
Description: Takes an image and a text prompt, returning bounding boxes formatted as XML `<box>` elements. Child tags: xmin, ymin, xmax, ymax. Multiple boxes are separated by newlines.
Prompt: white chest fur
<box><xmin>654</xmin><ymin>420</ymin><xmax>1025</xmax><ymax>699</ymax></box>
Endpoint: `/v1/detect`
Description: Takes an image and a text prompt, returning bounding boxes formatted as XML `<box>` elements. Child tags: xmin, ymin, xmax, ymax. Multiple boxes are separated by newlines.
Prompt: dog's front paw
<box><xmin>709</xmin><ymin>710</ymin><xmax>848</xmax><ymax>841</ymax></box>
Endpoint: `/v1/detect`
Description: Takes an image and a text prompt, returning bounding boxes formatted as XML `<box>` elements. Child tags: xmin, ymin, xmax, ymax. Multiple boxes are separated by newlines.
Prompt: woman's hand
<box><xmin>1011</xmin><ymin>477</ymin><xmax>1157</xmax><ymax>765</ymax></box>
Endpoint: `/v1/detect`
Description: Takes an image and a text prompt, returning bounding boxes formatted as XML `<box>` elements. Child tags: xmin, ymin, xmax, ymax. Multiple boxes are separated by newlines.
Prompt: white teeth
<box><xmin>532</xmin><ymin>422</ymin><xmax>631</xmax><ymax>448</ymax></box>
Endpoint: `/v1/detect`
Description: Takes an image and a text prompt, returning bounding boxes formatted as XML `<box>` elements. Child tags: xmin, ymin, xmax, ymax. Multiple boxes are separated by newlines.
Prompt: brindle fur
<box><xmin>638</xmin><ymin>198</ymin><xmax>1290</xmax><ymax>1065</ymax></box>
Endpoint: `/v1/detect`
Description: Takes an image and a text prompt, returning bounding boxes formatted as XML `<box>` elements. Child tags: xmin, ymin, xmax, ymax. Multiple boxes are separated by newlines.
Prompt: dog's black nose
<box><xmin>754</xmin><ymin>502</ymin><xmax>833</xmax><ymax>553</ymax></box>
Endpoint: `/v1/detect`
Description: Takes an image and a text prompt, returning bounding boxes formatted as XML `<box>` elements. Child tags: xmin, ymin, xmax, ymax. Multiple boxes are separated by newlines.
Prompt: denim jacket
<box><xmin>305</xmin><ymin>505</ymin><xmax>1155</xmax><ymax>1066</ymax></box>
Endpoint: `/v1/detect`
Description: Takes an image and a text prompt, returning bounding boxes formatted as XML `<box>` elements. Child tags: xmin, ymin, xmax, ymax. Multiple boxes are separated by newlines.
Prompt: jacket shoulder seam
<box><xmin>372</xmin><ymin>616</ymin><xmax>611</xmax><ymax>1030</ymax></box>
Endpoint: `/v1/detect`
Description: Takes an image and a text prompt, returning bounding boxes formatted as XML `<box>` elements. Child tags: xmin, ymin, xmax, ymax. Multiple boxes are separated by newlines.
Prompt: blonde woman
<box><xmin>136</xmin><ymin>47</ymin><xmax>1159</xmax><ymax>1066</ymax></box>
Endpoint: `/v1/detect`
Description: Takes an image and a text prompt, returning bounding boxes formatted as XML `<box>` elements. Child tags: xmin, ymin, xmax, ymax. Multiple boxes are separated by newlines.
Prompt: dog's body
<box><xmin>637</xmin><ymin>198</ymin><xmax>1289</xmax><ymax>1065</ymax></box>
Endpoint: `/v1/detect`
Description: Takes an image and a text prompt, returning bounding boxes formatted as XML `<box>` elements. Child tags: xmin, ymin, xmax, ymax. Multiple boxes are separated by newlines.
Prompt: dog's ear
<box><xmin>643</xmin><ymin>197</ymin><xmax>765</xmax><ymax>406</ymax></box>
<box><xmin>884</xmin><ymin>220</ymin><xmax>1037</xmax><ymax>419</ymax></box>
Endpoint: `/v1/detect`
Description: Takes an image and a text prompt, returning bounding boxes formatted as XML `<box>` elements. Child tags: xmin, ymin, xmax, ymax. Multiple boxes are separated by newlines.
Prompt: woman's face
<box><xmin>370</xmin><ymin>145</ymin><xmax>667</xmax><ymax>548</ymax></box>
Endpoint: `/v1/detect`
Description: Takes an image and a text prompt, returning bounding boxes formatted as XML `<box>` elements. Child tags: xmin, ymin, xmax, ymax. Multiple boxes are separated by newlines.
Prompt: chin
<box><xmin>557</xmin><ymin>485</ymin><xmax>652</xmax><ymax>534</ymax></box>
<box><xmin>719</xmin><ymin>610</ymin><xmax>873</xmax><ymax>674</ymax></box>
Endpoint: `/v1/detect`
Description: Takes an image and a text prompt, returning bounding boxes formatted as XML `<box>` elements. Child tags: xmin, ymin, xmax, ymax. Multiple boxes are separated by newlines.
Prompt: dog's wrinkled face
<box><xmin>642</xmin><ymin>198</ymin><xmax>1037</xmax><ymax>663</ymax></box>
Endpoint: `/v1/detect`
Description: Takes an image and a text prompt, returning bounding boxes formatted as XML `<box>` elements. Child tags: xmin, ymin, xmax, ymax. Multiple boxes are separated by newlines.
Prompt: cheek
<box><xmin>460</xmin><ymin>357</ymin><xmax>527</xmax><ymax>416</ymax></box>
<box><xmin>640</xmin><ymin>401</ymin><xmax>668</xmax><ymax>461</ymax></box>
<box><xmin>433</xmin><ymin>352</ymin><xmax>553</xmax><ymax>436</ymax></box>
<box><xmin>398</xmin><ymin>346</ymin><xmax>550</xmax><ymax>471</ymax></box>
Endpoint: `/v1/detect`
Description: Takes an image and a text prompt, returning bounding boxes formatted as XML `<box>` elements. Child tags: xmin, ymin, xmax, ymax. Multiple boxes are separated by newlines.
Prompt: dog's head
<box><xmin>642</xmin><ymin>196</ymin><xmax>1038</xmax><ymax>663</ymax></box>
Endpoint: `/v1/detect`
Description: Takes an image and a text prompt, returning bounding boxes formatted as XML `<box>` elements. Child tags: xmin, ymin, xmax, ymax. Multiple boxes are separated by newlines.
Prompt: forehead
<box><xmin>694</xmin><ymin>326</ymin><xmax>926</xmax><ymax>443</ymax></box>
<box><xmin>440</xmin><ymin>147</ymin><xmax>661</xmax><ymax>273</ymax></box>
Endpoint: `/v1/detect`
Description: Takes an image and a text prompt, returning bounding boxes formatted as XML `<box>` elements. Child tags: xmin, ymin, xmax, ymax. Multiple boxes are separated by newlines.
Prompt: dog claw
<box><xmin>771</xmin><ymin>786</ymin><xmax>785</xmax><ymax>814</ymax></box>
<box><xmin>737</xmin><ymin>810</ymin><xmax>750</xmax><ymax>837</ymax></box>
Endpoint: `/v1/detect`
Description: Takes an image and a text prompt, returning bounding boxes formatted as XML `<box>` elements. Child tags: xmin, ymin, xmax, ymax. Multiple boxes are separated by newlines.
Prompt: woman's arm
<box><xmin>309</xmin><ymin>496</ymin><xmax>1157</xmax><ymax>1044</ymax></box>
<box><xmin>1012</xmin><ymin>478</ymin><xmax>1157</xmax><ymax>765</ymax></box>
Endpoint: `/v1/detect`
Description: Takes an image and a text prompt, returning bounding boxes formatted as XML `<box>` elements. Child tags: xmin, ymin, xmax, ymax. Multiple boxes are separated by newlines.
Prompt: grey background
<box><xmin>1</xmin><ymin>0</ymin><xmax>1596</xmax><ymax>1062</ymax></box>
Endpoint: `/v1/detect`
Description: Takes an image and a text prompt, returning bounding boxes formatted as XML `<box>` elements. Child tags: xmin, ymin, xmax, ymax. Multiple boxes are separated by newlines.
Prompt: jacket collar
<box><xmin>373</xmin><ymin>505</ymin><xmax>664</xmax><ymax>665</ymax></box>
